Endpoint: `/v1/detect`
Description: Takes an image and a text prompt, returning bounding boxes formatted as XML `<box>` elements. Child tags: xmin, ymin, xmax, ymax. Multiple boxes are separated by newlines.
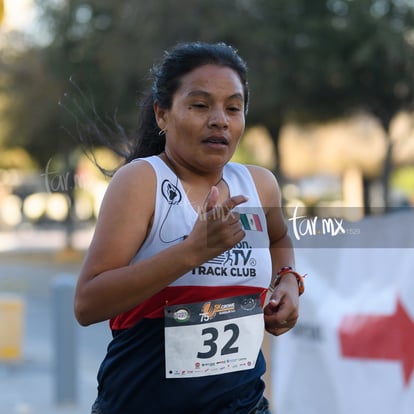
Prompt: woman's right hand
<box><xmin>185</xmin><ymin>186</ymin><xmax>248</xmax><ymax>263</ymax></box>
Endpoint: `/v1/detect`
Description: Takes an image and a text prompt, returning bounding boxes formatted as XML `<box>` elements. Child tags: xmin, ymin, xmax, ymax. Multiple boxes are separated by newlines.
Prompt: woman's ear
<box><xmin>153</xmin><ymin>101</ymin><xmax>168</xmax><ymax>132</ymax></box>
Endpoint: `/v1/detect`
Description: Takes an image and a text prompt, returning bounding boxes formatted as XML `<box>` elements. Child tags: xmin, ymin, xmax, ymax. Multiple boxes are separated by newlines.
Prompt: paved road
<box><xmin>0</xmin><ymin>227</ymin><xmax>111</xmax><ymax>414</ymax></box>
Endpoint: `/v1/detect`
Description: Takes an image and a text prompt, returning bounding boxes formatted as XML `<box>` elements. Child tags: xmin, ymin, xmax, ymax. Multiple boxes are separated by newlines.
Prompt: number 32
<box><xmin>197</xmin><ymin>323</ymin><xmax>239</xmax><ymax>359</ymax></box>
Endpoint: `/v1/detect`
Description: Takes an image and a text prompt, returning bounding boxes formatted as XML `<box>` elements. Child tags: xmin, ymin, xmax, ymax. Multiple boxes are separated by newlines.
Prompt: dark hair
<box><xmin>127</xmin><ymin>41</ymin><xmax>249</xmax><ymax>162</ymax></box>
<box><xmin>68</xmin><ymin>42</ymin><xmax>249</xmax><ymax>172</ymax></box>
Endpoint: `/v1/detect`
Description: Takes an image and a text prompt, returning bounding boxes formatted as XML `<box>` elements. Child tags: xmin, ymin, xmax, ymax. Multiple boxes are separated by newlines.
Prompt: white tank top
<box><xmin>131</xmin><ymin>156</ymin><xmax>272</xmax><ymax>291</ymax></box>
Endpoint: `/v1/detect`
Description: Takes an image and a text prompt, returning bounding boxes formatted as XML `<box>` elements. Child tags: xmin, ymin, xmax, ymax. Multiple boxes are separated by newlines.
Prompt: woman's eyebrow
<box><xmin>187</xmin><ymin>90</ymin><xmax>244</xmax><ymax>101</ymax></box>
<box><xmin>187</xmin><ymin>90</ymin><xmax>210</xmax><ymax>98</ymax></box>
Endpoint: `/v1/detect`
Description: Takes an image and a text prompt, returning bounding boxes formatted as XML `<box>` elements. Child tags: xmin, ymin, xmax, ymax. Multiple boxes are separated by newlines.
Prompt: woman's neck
<box><xmin>161</xmin><ymin>151</ymin><xmax>224</xmax><ymax>188</ymax></box>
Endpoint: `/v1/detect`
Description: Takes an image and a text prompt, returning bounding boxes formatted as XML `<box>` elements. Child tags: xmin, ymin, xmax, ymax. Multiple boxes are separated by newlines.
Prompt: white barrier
<box><xmin>52</xmin><ymin>274</ymin><xmax>78</xmax><ymax>406</ymax></box>
<box><xmin>271</xmin><ymin>210</ymin><xmax>414</xmax><ymax>414</ymax></box>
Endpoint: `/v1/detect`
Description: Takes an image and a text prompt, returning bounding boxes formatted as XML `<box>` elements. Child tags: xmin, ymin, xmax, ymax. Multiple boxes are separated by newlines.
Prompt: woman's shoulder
<box><xmin>112</xmin><ymin>158</ymin><xmax>156</xmax><ymax>182</ymax></box>
<box><xmin>244</xmin><ymin>164</ymin><xmax>281</xmax><ymax>207</ymax></box>
<box><xmin>103</xmin><ymin>158</ymin><xmax>157</xmax><ymax>203</ymax></box>
<box><xmin>244</xmin><ymin>164</ymin><xmax>275</xmax><ymax>179</ymax></box>
<box><xmin>94</xmin><ymin>158</ymin><xmax>157</xmax><ymax>233</ymax></box>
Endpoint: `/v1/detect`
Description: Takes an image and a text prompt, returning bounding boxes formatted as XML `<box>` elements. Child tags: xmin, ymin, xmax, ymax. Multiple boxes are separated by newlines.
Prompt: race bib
<box><xmin>164</xmin><ymin>294</ymin><xmax>264</xmax><ymax>378</ymax></box>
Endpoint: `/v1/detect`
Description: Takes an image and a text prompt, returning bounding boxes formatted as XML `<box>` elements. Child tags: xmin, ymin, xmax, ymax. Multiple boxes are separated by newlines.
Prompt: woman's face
<box><xmin>156</xmin><ymin>64</ymin><xmax>246</xmax><ymax>173</ymax></box>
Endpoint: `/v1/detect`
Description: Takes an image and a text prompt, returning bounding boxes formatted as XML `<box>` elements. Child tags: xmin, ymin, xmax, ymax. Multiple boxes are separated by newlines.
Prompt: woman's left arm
<box><xmin>247</xmin><ymin>165</ymin><xmax>300</xmax><ymax>336</ymax></box>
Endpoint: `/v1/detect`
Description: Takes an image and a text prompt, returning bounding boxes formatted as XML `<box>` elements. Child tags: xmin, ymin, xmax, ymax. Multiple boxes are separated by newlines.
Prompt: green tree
<box><xmin>2</xmin><ymin>0</ymin><xmax>249</xmax><ymax>166</ymax></box>
<box><xmin>3</xmin><ymin>0</ymin><xmax>414</xmax><ymax>212</ymax></box>
<box><xmin>238</xmin><ymin>0</ymin><xmax>414</xmax><ymax>208</ymax></box>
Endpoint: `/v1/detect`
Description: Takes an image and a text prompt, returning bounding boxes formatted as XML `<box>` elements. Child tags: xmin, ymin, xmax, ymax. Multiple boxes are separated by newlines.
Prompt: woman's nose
<box><xmin>208</xmin><ymin>108</ymin><xmax>229</xmax><ymax>129</ymax></box>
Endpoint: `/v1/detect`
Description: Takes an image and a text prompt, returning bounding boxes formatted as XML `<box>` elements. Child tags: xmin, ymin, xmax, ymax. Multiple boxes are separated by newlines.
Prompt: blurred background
<box><xmin>0</xmin><ymin>0</ymin><xmax>413</xmax><ymax>413</ymax></box>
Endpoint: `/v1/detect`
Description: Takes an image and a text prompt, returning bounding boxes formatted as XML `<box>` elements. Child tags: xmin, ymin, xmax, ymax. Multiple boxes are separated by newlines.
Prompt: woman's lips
<box><xmin>202</xmin><ymin>136</ymin><xmax>229</xmax><ymax>146</ymax></box>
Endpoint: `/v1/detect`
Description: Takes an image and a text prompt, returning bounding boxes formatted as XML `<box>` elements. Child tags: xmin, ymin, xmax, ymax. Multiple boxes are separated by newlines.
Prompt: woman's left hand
<box><xmin>263</xmin><ymin>274</ymin><xmax>300</xmax><ymax>336</ymax></box>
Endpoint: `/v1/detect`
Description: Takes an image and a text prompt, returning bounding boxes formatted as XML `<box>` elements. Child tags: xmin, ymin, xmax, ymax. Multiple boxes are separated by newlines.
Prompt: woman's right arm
<box><xmin>74</xmin><ymin>161</ymin><xmax>246</xmax><ymax>326</ymax></box>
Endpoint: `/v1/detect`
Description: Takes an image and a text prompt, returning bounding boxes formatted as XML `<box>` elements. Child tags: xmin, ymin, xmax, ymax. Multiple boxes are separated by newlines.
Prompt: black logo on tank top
<box><xmin>191</xmin><ymin>241</ymin><xmax>258</xmax><ymax>278</ymax></box>
<box><xmin>161</xmin><ymin>179</ymin><xmax>182</xmax><ymax>205</ymax></box>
